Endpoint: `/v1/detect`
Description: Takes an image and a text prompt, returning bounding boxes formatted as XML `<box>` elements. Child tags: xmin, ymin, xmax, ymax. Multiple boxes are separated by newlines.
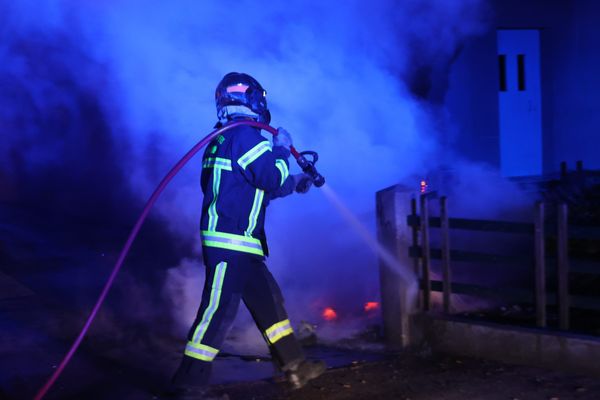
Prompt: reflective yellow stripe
<box><xmin>203</xmin><ymin>157</ymin><xmax>231</xmax><ymax>231</ymax></box>
<box><xmin>238</xmin><ymin>141</ymin><xmax>272</xmax><ymax>170</ymax></box>
<box><xmin>203</xmin><ymin>157</ymin><xmax>232</xmax><ymax>171</ymax></box>
<box><xmin>275</xmin><ymin>159</ymin><xmax>289</xmax><ymax>186</ymax></box>
<box><xmin>207</xmin><ymin>167</ymin><xmax>222</xmax><ymax>231</ymax></box>
<box><xmin>201</xmin><ymin>230</ymin><xmax>264</xmax><ymax>256</ymax></box>
<box><xmin>245</xmin><ymin>189</ymin><xmax>264</xmax><ymax>237</ymax></box>
<box><xmin>265</xmin><ymin>319</ymin><xmax>294</xmax><ymax>344</ymax></box>
<box><xmin>184</xmin><ymin>342</ymin><xmax>219</xmax><ymax>362</ymax></box>
<box><xmin>190</xmin><ymin>262</ymin><xmax>228</xmax><ymax>344</ymax></box>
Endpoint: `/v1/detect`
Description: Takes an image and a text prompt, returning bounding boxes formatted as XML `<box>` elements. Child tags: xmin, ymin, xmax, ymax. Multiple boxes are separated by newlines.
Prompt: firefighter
<box><xmin>169</xmin><ymin>72</ymin><xmax>326</xmax><ymax>398</ymax></box>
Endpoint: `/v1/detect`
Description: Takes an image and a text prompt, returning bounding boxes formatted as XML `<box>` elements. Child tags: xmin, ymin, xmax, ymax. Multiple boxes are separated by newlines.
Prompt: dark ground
<box><xmin>206</xmin><ymin>353</ymin><xmax>600</xmax><ymax>400</ymax></box>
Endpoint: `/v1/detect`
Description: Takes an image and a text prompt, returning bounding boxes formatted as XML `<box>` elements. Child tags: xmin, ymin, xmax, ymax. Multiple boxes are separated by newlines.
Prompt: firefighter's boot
<box><xmin>285</xmin><ymin>359</ymin><xmax>327</xmax><ymax>389</ymax></box>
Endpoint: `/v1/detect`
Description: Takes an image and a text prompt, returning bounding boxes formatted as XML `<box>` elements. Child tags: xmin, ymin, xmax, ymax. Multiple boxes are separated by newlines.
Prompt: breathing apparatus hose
<box><xmin>33</xmin><ymin>120</ymin><xmax>325</xmax><ymax>400</ymax></box>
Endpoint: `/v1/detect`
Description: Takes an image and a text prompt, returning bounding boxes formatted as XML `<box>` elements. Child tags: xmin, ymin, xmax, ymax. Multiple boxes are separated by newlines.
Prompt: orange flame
<box><xmin>364</xmin><ymin>301</ymin><xmax>380</xmax><ymax>312</ymax></box>
<box><xmin>322</xmin><ymin>307</ymin><xmax>338</xmax><ymax>321</ymax></box>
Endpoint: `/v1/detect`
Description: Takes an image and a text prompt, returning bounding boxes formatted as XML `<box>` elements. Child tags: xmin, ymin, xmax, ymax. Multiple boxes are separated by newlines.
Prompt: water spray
<box><xmin>33</xmin><ymin>119</ymin><xmax>324</xmax><ymax>400</ymax></box>
<box><xmin>319</xmin><ymin>184</ymin><xmax>418</xmax><ymax>299</ymax></box>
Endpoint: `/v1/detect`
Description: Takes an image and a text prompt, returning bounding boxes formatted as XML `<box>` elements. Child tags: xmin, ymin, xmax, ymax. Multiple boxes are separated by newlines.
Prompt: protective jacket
<box><xmin>199</xmin><ymin>123</ymin><xmax>295</xmax><ymax>257</ymax></box>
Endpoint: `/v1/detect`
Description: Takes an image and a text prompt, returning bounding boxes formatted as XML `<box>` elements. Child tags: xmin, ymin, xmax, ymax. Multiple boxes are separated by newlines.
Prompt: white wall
<box><xmin>444</xmin><ymin>0</ymin><xmax>600</xmax><ymax>174</ymax></box>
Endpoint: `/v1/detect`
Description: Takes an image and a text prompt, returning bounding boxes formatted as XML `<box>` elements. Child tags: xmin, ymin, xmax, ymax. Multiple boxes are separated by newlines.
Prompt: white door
<box><xmin>497</xmin><ymin>29</ymin><xmax>543</xmax><ymax>177</ymax></box>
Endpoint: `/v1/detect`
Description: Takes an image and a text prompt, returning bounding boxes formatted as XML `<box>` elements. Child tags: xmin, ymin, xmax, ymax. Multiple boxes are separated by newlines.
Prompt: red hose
<box><xmin>34</xmin><ymin>120</ymin><xmax>279</xmax><ymax>400</ymax></box>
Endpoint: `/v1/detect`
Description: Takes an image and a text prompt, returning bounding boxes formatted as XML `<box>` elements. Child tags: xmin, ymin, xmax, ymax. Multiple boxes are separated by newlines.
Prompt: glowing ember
<box><xmin>322</xmin><ymin>307</ymin><xmax>338</xmax><ymax>321</ymax></box>
<box><xmin>364</xmin><ymin>301</ymin><xmax>380</xmax><ymax>312</ymax></box>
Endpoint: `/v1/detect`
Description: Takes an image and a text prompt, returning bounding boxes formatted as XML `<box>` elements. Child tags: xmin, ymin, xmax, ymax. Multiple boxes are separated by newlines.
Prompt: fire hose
<box><xmin>34</xmin><ymin>120</ymin><xmax>325</xmax><ymax>400</ymax></box>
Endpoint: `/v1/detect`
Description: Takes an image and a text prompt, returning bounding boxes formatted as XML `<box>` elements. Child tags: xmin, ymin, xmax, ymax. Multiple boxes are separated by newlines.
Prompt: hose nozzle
<box><xmin>293</xmin><ymin>150</ymin><xmax>325</xmax><ymax>187</ymax></box>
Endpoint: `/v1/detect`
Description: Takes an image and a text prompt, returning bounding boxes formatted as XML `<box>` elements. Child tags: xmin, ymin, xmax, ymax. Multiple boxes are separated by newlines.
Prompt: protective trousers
<box><xmin>172</xmin><ymin>247</ymin><xmax>305</xmax><ymax>387</ymax></box>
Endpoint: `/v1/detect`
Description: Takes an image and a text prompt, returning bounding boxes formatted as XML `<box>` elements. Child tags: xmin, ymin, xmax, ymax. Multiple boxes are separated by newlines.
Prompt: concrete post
<box><xmin>376</xmin><ymin>184</ymin><xmax>420</xmax><ymax>348</ymax></box>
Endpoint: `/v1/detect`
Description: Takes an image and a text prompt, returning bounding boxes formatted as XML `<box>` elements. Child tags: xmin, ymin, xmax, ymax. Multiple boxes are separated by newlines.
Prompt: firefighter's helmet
<box><xmin>215</xmin><ymin>72</ymin><xmax>271</xmax><ymax>124</ymax></box>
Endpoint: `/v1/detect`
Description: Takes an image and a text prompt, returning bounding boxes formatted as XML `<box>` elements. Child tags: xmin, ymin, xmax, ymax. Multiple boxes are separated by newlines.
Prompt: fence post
<box><xmin>420</xmin><ymin>194</ymin><xmax>431</xmax><ymax>311</ymax></box>
<box><xmin>557</xmin><ymin>204</ymin><xmax>570</xmax><ymax>330</ymax></box>
<box><xmin>376</xmin><ymin>185</ymin><xmax>420</xmax><ymax>348</ymax></box>
<box><xmin>410</xmin><ymin>198</ymin><xmax>421</xmax><ymax>309</ymax></box>
<box><xmin>440</xmin><ymin>196</ymin><xmax>452</xmax><ymax>314</ymax></box>
<box><xmin>534</xmin><ymin>202</ymin><xmax>546</xmax><ymax>328</ymax></box>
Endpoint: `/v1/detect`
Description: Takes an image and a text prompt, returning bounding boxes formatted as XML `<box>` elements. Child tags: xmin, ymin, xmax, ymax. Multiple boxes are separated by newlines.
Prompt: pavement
<box><xmin>206</xmin><ymin>352</ymin><xmax>600</xmax><ymax>400</ymax></box>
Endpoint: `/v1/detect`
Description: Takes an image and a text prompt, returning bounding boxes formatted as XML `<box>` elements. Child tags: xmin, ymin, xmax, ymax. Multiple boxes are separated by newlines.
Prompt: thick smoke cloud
<box><xmin>1</xmin><ymin>0</ymin><xmax>529</xmax><ymax>348</ymax></box>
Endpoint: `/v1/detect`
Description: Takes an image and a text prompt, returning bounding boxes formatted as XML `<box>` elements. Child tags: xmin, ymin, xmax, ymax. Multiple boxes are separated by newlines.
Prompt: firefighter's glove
<box><xmin>274</xmin><ymin>127</ymin><xmax>293</xmax><ymax>151</ymax></box>
<box><xmin>293</xmin><ymin>173</ymin><xmax>313</xmax><ymax>194</ymax></box>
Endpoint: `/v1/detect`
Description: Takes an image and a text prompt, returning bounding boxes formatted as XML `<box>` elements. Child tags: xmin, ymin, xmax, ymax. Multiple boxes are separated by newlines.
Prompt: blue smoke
<box><xmin>1</xmin><ymin>0</ymin><xmax>530</xmax><ymax>342</ymax></box>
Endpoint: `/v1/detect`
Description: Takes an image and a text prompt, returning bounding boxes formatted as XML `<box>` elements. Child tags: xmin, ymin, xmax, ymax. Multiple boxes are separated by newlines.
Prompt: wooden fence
<box><xmin>408</xmin><ymin>195</ymin><xmax>600</xmax><ymax>331</ymax></box>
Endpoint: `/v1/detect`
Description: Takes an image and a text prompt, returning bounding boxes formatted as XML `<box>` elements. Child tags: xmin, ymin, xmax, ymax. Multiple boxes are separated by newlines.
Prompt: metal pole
<box><xmin>440</xmin><ymin>196</ymin><xmax>452</xmax><ymax>314</ymax></box>
<box><xmin>410</xmin><ymin>198</ymin><xmax>420</xmax><ymax>277</ymax></box>
<box><xmin>534</xmin><ymin>202</ymin><xmax>546</xmax><ymax>328</ymax></box>
<box><xmin>557</xmin><ymin>204</ymin><xmax>570</xmax><ymax>330</ymax></box>
<box><xmin>420</xmin><ymin>194</ymin><xmax>431</xmax><ymax>311</ymax></box>
<box><xmin>560</xmin><ymin>161</ymin><xmax>567</xmax><ymax>179</ymax></box>
<box><xmin>410</xmin><ymin>198</ymin><xmax>422</xmax><ymax>310</ymax></box>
